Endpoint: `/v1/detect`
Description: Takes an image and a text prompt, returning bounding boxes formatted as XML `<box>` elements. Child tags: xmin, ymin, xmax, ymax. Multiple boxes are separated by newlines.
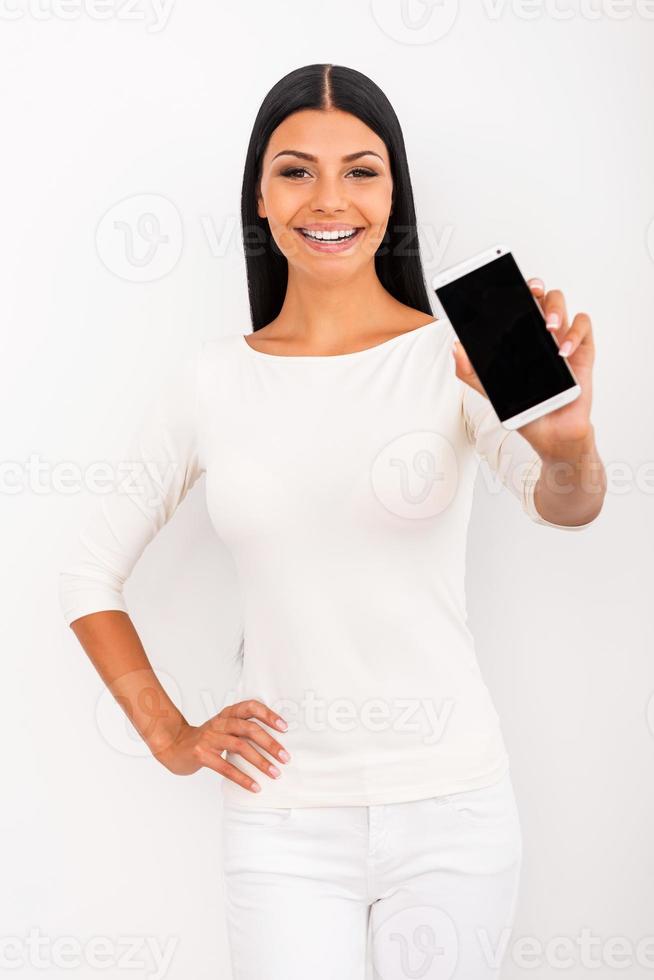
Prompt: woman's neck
<box><xmin>269</xmin><ymin>268</ymin><xmax>419</xmax><ymax>348</ymax></box>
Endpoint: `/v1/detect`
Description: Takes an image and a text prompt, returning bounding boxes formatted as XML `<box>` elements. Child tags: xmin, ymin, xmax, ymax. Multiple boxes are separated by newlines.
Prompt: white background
<box><xmin>2</xmin><ymin>1</ymin><xmax>653</xmax><ymax>978</ymax></box>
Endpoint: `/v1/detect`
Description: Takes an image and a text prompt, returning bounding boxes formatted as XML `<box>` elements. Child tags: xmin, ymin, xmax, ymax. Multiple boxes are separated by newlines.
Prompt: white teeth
<box><xmin>300</xmin><ymin>228</ymin><xmax>358</xmax><ymax>241</ymax></box>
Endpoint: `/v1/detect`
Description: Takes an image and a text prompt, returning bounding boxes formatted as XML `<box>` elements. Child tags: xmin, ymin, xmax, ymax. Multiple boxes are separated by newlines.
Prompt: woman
<box><xmin>59</xmin><ymin>64</ymin><xmax>606</xmax><ymax>979</ymax></box>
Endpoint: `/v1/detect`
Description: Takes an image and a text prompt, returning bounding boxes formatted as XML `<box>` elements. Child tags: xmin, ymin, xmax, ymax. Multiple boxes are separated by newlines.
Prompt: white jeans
<box><xmin>220</xmin><ymin>769</ymin><xmax>523</xmax><ymax>979</ymax></box>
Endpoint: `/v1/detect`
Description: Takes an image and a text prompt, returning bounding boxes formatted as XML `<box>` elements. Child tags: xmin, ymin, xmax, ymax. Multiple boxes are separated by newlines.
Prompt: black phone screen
<box><xmin>435</xmin><ymin>252</ymin><xmax>576</xmax><ymax>422</ymax></box>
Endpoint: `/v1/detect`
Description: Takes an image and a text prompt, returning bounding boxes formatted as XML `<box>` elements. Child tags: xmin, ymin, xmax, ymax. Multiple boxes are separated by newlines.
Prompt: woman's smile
<box><xmin>293</xmin><ymin>223</ymin><xmax>365</xmax><ymax>253</ymax></box>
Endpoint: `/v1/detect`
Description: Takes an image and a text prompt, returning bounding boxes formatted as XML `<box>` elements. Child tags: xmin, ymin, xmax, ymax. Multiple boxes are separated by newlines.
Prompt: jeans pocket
<box><xmin>222</xmin><ymin>804</ymin><xmax>294</xmax><ymax>830</ymax></box>
<box><xmin>435</xmin><ymin>772</ymin><xmax>521</xmax><ymax>831</ymax></box>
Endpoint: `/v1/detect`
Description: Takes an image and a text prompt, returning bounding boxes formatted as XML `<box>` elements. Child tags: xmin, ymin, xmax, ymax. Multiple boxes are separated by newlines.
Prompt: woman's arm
<box><xmin>69</xmin><ymin>609</ymin><xmax>189</xmax><ymax>759</ymax></box>
<box><xmin>58</xmin><ymin>349</ymin><xmax>205</xmax><ymax>626</ymax></box>
<box><xmin>59</xmin><ymin>348</ymin><xmax>203</xmax><ymax>766</ymax></box>
<box><xmin>59</xmin><ymin>346</ymin><xmax>289</xmax><ymax>792</ymax></box>
<box><xmin>69</xmin><ymin>608</ymin><xmax>289</xmax><ymax>786</ymax></box>
<box><xmin>533</xmin><ymin>424</ymin><xmax>606</xmax><ymax>527</ymax></box>
<box><xmin>454</xmin><ymin>275</ymin><xmax>606</xmax><ymax>529</ymax></box>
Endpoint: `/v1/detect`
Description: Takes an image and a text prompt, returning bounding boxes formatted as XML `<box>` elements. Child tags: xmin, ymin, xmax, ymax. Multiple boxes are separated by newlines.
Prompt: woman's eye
<box><xmin>279</xmin><ymin>167</ymin><xmax>378</xmax><ymax>180</ymax></box>
<box><xmin>280</xmin><ymin>167</ymin><xmax>310</xmax><ymax>179</ymax></box>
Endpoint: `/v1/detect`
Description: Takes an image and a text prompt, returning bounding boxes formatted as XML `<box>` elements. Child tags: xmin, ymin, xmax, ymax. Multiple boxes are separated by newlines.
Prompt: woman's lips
<box><xmin>293</xmin><ymin>227</ymin><xmax>364</xmax><ymax>253</ymax></box>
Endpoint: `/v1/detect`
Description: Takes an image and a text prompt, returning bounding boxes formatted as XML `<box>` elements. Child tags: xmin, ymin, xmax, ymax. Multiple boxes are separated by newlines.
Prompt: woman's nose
<box><xmin>308</xmin><ymin>176</ymin><xmax>348</xmax><ymax>213</ymax></box>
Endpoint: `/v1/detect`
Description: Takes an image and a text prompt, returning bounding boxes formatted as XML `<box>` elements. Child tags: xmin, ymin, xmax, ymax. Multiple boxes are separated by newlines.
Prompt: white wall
<box><xmin>2</xmin><ymin>2</ymin><xmax>652</xmax><ymax>978</ymax></box>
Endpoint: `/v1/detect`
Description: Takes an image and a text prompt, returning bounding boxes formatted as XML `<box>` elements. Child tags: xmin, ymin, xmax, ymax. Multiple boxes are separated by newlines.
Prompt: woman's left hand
<box><xmin>452</xmin><ymin>278</ymin><xmax>596</xmax><ymax>458</ymax></box>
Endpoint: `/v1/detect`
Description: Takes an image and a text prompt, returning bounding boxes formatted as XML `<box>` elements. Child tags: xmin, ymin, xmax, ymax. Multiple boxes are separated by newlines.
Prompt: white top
<box><xmin>58</xmin><ymin>316</ymin><xmax>598</xmax><ymax>807</ymax></box>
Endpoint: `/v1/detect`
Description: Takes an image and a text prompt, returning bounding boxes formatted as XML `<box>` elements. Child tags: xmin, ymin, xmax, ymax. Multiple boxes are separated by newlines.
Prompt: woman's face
<box><xmin>256</xmin><ymin>109</ymin><xmax>393</xmax><ymax>279</ymax></box>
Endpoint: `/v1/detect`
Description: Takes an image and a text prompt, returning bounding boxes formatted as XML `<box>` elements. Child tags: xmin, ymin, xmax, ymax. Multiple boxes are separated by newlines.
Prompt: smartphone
<box><xmin>431</xmin><ymin>245</ymin><xmax>581</xmax><ymax>430</ymax></box>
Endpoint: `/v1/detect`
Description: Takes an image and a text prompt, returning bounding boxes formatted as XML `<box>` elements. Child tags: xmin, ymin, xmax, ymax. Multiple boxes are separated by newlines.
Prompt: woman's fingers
<box><xmin>528</xmin><ymin>279</ymin><xmax>574</xmax><ymax>361</ymax></box>
<box><xmin>228</xmin><ymin>718</ymin><xmax>291</xmax><ymax>766</ymax></box>
<box><xmin>196</xmin><ymin>698</ymin><xmax>293</xmax><ymax>792</ymax></box>
<box><xmin>528</xmin><ymin>277</ymin><xmax>563</xmax><ymax>331</ymax></box>
<box><xmin>194</xmin><ymin>723</ymin><xmax>282</xmax><ymax>793</ymax></box>
<box><xmin>541</xmin><ymin>288</ymin><xmax>569</xmax><ymax>336</ymax></box>
<box><xmin>527</xmin><ymin>281</ymin><xmax>593</xmax><ymax>360</ymax></box>
<box><xmin>556</xmin><ymin>311</ymin><xmax>594</xmax><ymax>360</ymax></box>
<box><xmin>218</xmin><ymin>730</ymin><xmax>284</xmax><ymax>779</ymax></box>
<box><xmin>221</xmin><ymin>698</ymin><xmax>288</xmax><ymax>734</ymax></box>
<box><xmin>195</xmin><ymin>749</ymin><xmax>258</xmax><ymax>791</ymax></box>
<box><xmin>528</xmin><ymin>277</ymin><xmax>546</xmax><ymax>317</ymax></box>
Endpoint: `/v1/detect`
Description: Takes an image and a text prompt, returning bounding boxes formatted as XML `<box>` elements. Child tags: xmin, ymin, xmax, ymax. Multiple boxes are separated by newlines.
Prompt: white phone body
<box><xmin>432</xmin><ymin>244</ymin><xmax>581</xmax><ymax>430</ymax></box>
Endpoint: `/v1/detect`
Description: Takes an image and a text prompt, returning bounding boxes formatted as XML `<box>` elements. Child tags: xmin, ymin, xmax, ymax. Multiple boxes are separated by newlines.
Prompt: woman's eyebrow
<box><xmin>270</xmin><ymin>149</ymin><xmax>384</xmax><ymax>163</ymax></box>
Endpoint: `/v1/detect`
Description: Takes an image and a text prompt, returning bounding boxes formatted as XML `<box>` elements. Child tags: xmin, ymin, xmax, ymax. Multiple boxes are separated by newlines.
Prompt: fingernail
<box><xmin>275</xmin><ymin>719</ymin><xmax>288</xmax><ymax>731</ymax></box>
<box><xmin>279</xmin><ymin>749</ymin><xmax>291</xmax><ymax>763</ymax></box>
<box><xmin>558</xmin><ymin>341</ymin><xmax>572</xmax><ymax>357</ymax></box>
<box><xmin>251</xmin><ymin>781</ymin><xmax>261</xmax><ymax>792</ymax></box>
<box><xmin>268</xmin><ymin>765</ymin><xmax>281</xmax><ymax>778</ymax></box>
<box><xmin>546</xmin><ymin>312</ymin><xmax>560</xmax><ymax>329</ymax></box>
<box><xmin>529</xmin><ymin>278</ymin><xmax>544</xmax><ymax>290</ymax></box>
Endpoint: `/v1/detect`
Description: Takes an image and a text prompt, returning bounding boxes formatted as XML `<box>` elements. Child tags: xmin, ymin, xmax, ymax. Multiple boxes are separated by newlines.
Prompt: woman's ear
<box><xmin>256</xmin><ymin>179</ymin><xmax>266</xmax><ymax>219</ymax></box>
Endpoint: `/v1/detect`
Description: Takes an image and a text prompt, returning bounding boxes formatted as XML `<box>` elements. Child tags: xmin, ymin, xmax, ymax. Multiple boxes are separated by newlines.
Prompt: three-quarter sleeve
<box><xmin>461</xmin><ymin>382</ymin><xmax>599</xmax><ymax>531</ymax></box>
<box><xmin>58</xmin><ymin>346</ymin><xmax>205</xmax><ymax>627</ymax></box>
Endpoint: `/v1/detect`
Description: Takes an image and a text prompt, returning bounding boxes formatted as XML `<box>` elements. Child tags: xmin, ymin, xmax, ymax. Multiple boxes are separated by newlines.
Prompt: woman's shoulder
<box><xmin>393</xmin><ymin>305</ymin><xmax>440</xmax><ymax>331</ymax></box>
<box><xmin>198</xmin><ymin>331</ymin><xmax>249</xmax><ymax>360</ymax></box>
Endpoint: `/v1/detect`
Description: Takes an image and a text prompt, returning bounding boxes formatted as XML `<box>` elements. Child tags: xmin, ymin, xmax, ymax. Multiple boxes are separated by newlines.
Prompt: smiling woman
<box><xmin>238</xmin><ymin>65</ymin><xmax>436</xmax><ymax>359</ymax></box>
<box><xmin>239</xmin><ymin>105</ymin><xmax>435</xmax><ymax>355</ymax></box>
<box><xmin>60</xmin><ymin>62</ymin><xmax>573</xmax><ymax>980</ymax></box>
<box><xmin>270</xmin><ymin>145</ymin><xmax>382</xmax><ymax>252</ymax></box>
<box><xmin>261</xmin><ymin>122</ymin><xmax>393</xmax><ymax>265</ymax></box>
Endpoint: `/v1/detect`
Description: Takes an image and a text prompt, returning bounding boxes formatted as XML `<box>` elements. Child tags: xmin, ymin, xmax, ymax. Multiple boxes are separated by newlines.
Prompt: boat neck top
<box><xmin>58</xmin><ymin>315</ymin><xmax>598</xmax><ymax>808</ymax></box>
<box><xmin>240</xmin><ymin>317</ymin><xmax>440</xmax><ymax>360</ymax></box>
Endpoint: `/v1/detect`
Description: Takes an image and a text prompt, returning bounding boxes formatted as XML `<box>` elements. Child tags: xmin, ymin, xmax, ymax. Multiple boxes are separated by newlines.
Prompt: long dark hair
<box><xmin>240</xmin><ymin>63</ymin><xmax>433</xmax><ymax>332</ymax></box>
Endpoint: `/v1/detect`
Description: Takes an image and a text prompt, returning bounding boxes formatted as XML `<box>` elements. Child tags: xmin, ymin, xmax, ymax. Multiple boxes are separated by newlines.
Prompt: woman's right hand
<box><xmin>152</xmin><ymin>699</ymin><xmax>291</xmax><ymax>793</ymax></box>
